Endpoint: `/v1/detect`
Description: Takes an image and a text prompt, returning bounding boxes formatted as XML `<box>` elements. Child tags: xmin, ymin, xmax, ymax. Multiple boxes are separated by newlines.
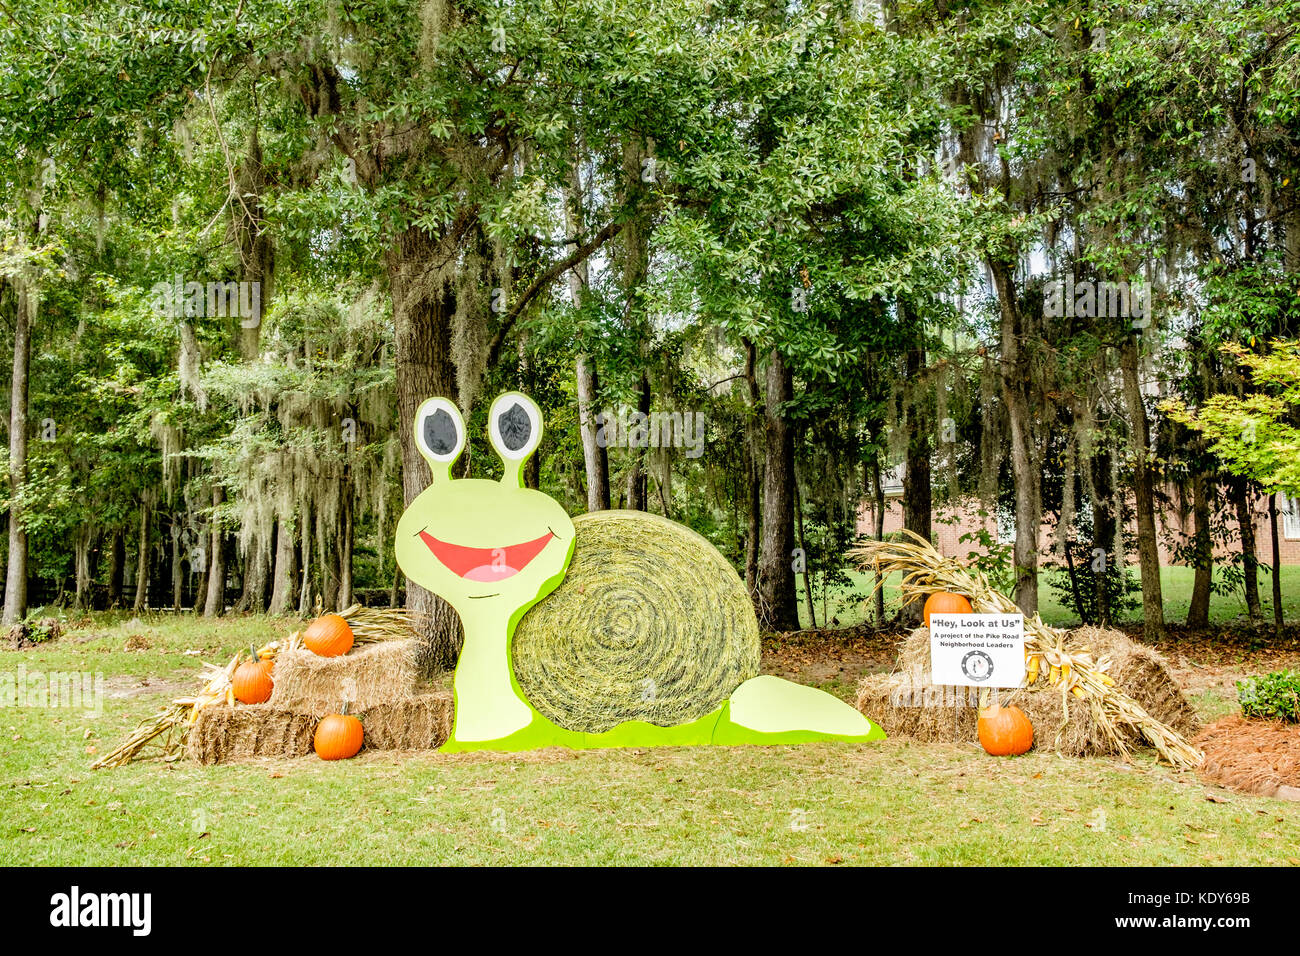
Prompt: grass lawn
<box><xmin>3</xmin><ymin>612</ymin><xmax>1297</xmax><ymax>866</ymax></box>
<box><xmin>799</xmin><ymin>565</ymin><xmax>1300</xmax><ymax>630</ymax></box>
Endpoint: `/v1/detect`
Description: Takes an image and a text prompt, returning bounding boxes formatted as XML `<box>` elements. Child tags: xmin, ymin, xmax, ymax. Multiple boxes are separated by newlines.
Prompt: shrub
<box><xmin>1236</xmin><ymin>669</ymin><xmax>1300</xmax><ymax>723</ymax></box>
<box><xmin>958</xmin><ymin>529</ymin><xmax>1017</xmax><ymax>598</ymax></box>
<box><xmin>1044</xmin><ymin>543</ymin><xmax>1141</xmax><ymax>625</ymax></box>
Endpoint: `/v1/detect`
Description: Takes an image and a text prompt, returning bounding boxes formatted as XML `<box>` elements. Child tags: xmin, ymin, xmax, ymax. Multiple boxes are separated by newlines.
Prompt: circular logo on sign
<box><xmin>961</xmin><ymin>649</ymin><xmax>994</xmax><ymax>682</ymax></box>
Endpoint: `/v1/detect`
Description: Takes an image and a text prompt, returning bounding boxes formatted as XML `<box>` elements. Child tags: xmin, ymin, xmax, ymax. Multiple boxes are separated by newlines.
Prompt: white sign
<box><xmin>929</xmin><ymin>613</ymin><xmax>1025</xmax><ymax>688</ymax></box>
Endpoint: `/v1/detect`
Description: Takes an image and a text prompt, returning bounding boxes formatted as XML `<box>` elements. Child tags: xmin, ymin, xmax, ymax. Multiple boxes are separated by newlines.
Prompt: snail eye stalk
<box><xmin>414</xmin><ymin>397</ymin><xmax>466</xmax><ymax>483</ymax></box>
<box><xmin>488</xmin><ymin>392</ymin><xmax>543</xmax><ymax>487</ymax></box>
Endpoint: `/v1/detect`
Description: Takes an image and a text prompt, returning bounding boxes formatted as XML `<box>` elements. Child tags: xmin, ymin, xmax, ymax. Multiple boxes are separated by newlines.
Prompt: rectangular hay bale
<box><xmin>188</xmin><ymin>704</ymin><xmax>317</xmax><ymax>765</ymax></box>
<box><xmin>187</xmin><ymin>691</ymin><xmax>454</xmax><ymax>764</ymax></box>
<box><xmin>269</xmin><ymin>638</ymin><xmax>417</xmax><ymax>717</ymax></box>
<box><xmin>359</xmin><ymin>692</ymin><xmax>454</xmax><ymax>751</ymax></box>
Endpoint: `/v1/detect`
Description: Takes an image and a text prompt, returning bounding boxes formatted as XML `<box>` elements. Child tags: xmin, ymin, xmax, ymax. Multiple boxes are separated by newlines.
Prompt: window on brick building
<box><xmin>1284</xmin><ymin>496</ymin><xmax>1300</xmax><ymax>540</ymax></box>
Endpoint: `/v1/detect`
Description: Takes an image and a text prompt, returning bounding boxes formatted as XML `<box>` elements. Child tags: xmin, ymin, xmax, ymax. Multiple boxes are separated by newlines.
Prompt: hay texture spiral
<box><xmin>512</xmin><ymin>510</ymin><xmax>760</xmax><ymax>734</ymax></box>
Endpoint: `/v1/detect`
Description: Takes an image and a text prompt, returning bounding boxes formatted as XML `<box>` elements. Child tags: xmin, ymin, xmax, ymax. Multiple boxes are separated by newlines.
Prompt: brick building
<box><xmin>857</xmin><ymin>468</ymin><xmax>1300</xmax><ymax>566</ymax></box>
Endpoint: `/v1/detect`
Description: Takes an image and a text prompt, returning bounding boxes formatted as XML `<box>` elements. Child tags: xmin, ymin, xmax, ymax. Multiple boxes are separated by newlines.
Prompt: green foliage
<box><xmin>1167</xmin><ymin>341</ymin><xmax>1300</xmax><ymax>497</ymax></box>
<box><xmin>2</xmin><ymin>0</ymin><xmax>1298</xmax><ymax>633</ymax></box>
<box><xmin>957</xmin><ymin>527</ymin><xmax>1017</xmax><ymax>599</ymax></box>
<box><xmin>1237</xmin><ymin>669</ymin><xmax>1300</xmax><ymax>723</ymax></box>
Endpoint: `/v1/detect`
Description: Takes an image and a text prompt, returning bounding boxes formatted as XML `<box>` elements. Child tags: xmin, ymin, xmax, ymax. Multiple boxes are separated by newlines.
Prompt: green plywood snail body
<box><xmin>394</xmin><ymin>392</ymin><xmax>884</xmax><ymax>752</ymax></box>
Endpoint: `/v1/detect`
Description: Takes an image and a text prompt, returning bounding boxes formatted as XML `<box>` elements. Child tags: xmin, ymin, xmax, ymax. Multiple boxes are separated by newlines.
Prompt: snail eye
<box><xmin>424</xmin><ymin>408</ymin><xmax>458</xmax><ymax>456</ymax></box>
<box><xmin>415</xmin><ymin>397</ymin><xmax>465</xmax><ymax>465</ymax></box>
<box><xmin>488</xmin><ymin>392</ymin><xmax>542</xmax><ymax>462</ymax></box>
<box><xmin>497</xmin><ymin>402</ymin><xmax>531</xmax><ymax>452</ymax></box>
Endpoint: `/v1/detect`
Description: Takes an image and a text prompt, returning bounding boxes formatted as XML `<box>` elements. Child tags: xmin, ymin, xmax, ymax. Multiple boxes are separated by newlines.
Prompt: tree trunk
<box><xmin>269</xmin><ymin>517</ymin><xmax>298</xmax><ymax>614</ymax></box>
<box><xmin>203</xmin><ymin>486</ymin><xmax>226</xmax><ymax>617</ymax></box>
<box><xmin>389</xmin><ymin>227</ymin><xmax>462</xmax><ymax>673</ymax></box>
<box><xmin>236</xmin><ymin>543</ymin><xmax>269</xmax><ymax>613</ymax></box>
<box><xmin>389</xmin><ymin>562</ymin><xmax>401</xmax><ymax>609</ymax></box>
<box><xmin>319</xmin><ymin>508</ymin><xmax>340</xmax><ymax>612</ymax></box>
<box><xmin>1063</xmin><ymin>539</ymin><xmax>1088</xmax><ymax>624</ymax></box>
<box><xmin>235</xmin><ymin>125</ymin><xmax>273</xmax><ymax>361</ymax></box>
<box><xmin>3</xmin><ymin>276</ymin><xmax>31</xmax><ymax>626</ymax></box>
<box><xmin>150</xmin><ymin>539</ymin><xmax>165</xmax><ymax>612</ymax></box>
<box><xmin>625</xmin><ymin>374</ymin><xmax>651</xmax><ymax>510</ymax></box>
<box><xmin>1006</xmin><ymin>386</ymin><xmax>1042</xmax><ymax>616</ymax></box>
<box><xmin>902</xmin><ymin>340</ymin><xmax>932</xmax><ymax>623</ymax></box>
<box><xmin>297</xmin><ymin>504</ymin><xmax>313</xmax><ymax>615</ymax></box>
<box><xmin>1231</xmin><ymin>478</ymin><xmax>1262</xmax><ymax>623</ymax></box>
<box><xmin>107</xmin><ymin>530</ymin><xmax>125</xmax><ymax>609</ymax></box>
<box><xmin>170</xmin><ymin>520</ymin><xmax>184</xmax><ymax>611</ymax></box>
<box><xmin>987</xmin><ymin>259</ymin><xmax>1042</xmax><ymax>614</ymax></box>
<box><xmin>745</xmin><ymin>459</ymin><xmax>761</xmax><ymax>594</ymax></box>
<box><xmin>1269</xmin><ymin>493</ymin><xmax>1284</xmax><ymax>633</ymax></box>
<box><xmin>655</xmin><ymin>460</ymin><xmax>673</xmax><ymax>519</ymax></box>
<box><xmin>1089</xmin><ymin>450</ymin><xmax>1117</xmax><ymax>626</ymax></box>
<box><xmin>755</xmin><ymin>350</ymin><xmax>799</xmax><ymax>630</ymax></box>
<box><xmin>795</xmin><ymin>474</ymin><xmax>816</xmax><ymax>629</ymax></box>
<box><xmin>743</xmin><ymin>340</ymin><xmax>761</xmax><ymax>593</ymax></box>
<box><xmin>132</xmin><ymin>501</ymin><xmax>150</xmax><ymax>613</ymax></box>
<box><xmin>902</xmin><ymin>346</ymin><xmax>933</xmax><ymax>545</ymax></box>
<box><xmin>1119</xmin><ymin>334</ymin><xmax>1165</xmax><ymax>641</ymax></box>
<box><xmin>565</xmin><ymin>154</ymin><xmax>611</xmax><ymax>513</ymax></box>
<box><xmin>870</xmin><ymin>458</ymin><xmax>886</xmax><ymax>624</ymax></box>
<box><xmin>339</xmin><ymin>484</ymin><xmax>354</xmax><ymax>608</ymax></box>
<box><xmin>576</xmin><ymin>354</ymin><xmax>610</xmax><ymax>511</ymax></box>
<box><xmin>74</xmin><ymin>527</ymin><xmax>94</xmax><ymax>611</ymax></box>
<box><xmin>1187</xmin><ymin>467</ymin><xmax>1212</xmax><ymax>629</ymax></box>
<box><xmin>618</xmin><ymin>133</ymin><xmax>652</xmax><ymax>515</ymax></box>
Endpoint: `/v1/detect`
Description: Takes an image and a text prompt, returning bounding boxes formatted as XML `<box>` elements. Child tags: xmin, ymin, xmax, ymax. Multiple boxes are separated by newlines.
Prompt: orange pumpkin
<box><xmin>304</xmin><ymin>613</ymin><xmax>354</xmax><ymax>657</ymax></box>
<box><xmin>232</xmin><ymin>646</ymin><xmax>274</xmax><ymax>704</ymax></box>
<box><xmin>978</xmin><ymin>703</ymin><xmax>1034</xmax><ymax>756</ymax></box>
<box><xmin>314</xmin><ymin>703</ymin><xmax>364</xmax><ymax>761</ymax></box>
<box><xmin>923</xmin><ymin>591</ymin><xmax>973</xmax><ymax>627</ymax></box>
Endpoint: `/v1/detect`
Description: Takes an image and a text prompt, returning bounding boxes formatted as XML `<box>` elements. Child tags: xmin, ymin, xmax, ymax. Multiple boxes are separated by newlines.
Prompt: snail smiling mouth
<box><xmin>418</xmin><ymin>529</ymin><xmax>555</xmax><ymax>583</ymax></box>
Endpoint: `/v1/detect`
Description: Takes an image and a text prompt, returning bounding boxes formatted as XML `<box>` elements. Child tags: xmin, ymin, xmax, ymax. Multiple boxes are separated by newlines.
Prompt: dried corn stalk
<box><xmin>91</xmin><ymin>647</ymin><xmax>263</xmax><ymax>768</ymax></box>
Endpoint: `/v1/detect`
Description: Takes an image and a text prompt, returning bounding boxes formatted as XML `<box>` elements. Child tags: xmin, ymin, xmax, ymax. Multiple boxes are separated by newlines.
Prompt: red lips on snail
<box><xmin>418</xmin><ymin>530</ymin><xmax>554</xmax><ymax>581</ymax></box>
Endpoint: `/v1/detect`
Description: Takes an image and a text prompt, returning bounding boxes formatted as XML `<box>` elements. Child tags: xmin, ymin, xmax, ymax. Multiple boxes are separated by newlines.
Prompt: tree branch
<box><xmin>485</xmin><ymin>218</ymin><xmax>624</xmax><ymax>369</ymax></box>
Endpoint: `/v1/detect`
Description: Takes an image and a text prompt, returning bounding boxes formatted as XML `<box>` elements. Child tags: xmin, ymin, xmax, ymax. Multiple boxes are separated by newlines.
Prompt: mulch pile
<box><xmin>1195</xmin><ymin>715</ymin><xmax>1300</xmax><ymax>800</ymax></box>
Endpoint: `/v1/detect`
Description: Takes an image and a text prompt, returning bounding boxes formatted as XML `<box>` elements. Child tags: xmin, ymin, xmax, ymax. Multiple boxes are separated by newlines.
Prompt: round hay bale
<box><xmin>512</xmin><ymin>510</ymin><xmax>760</xmax><ymax>734</ymax></box>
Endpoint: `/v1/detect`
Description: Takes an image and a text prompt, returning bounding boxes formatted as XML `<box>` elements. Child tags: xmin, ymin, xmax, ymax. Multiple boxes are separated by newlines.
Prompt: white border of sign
<box><xmin>929</xmin><ymin>613</ymin><xmax>1025</xmax><ymax>688</ymax></box>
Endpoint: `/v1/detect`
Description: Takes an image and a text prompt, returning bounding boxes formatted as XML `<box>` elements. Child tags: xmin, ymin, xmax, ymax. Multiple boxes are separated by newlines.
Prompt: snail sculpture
<box><xmin>394</xmin><ymin>391</ymin><xmax>885</xmax><ymax>752</ymax></box>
